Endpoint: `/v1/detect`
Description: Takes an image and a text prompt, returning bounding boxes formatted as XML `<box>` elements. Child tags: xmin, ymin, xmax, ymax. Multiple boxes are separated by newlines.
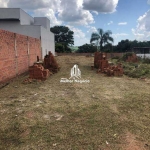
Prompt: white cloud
<box><xmin>58</xmin><ymin>0</ymin><xmax>94</xmax><ymax>25</ymax></box>
<box><xmin>132</xmin><ymin>10</ymin><xmax>150</xmax><ymax>40</ymax></box>
<box><xmin>137</xmin><ymin>11</ymin><xmax>150</xmax><ymax>31</ymax></box>
<box><xmin>83</xmin><ymin>0</ymin><xmax>119</xmax><ymax>13</ymax></box>
<box><xmin>67</xmin><ymin>25</ymin><xmax>85</xmax><ymax>39</ymax></box>
<box><xmin>92</xmin><ymin>11</ymin><xmax>98</xmax><ymax>15</ymax></box>
<box><xmin>112</xmin><ymin>33</ymin><xmax>128</xmax><ymax>38</ymax></box>
<box><xmin>131</xmin><ymin>29</ymin><xmax>144</xmax><ymax>37</ymax></box>
<box><xmin>33</xmin><ymin>8</ymin><xmax>62</xmax><ymax>26</ymax></box>
<box><xmin>108</xmin><ymin>21</ymin><xmax>113</xmax><ymax>25</ymax></box>
<box><xmin>8</xmin><ymin>0</ymin><xmax>60</xmax><ymax>10</ymax></box>
<box><xmin>148</xmin><ymin>0</ymin><xmax>150</xmax><ymax>5</ymax></box>
<box><xmin>86</xmin><ymin>26</ymin><xmax>97</xmax><ymax>33</ymax></box>
<box><xmin>67</xmin><ymin>25</ymin><xmax>89</xmax><ymax>45</ymax></box>
<box><xmin>0</xmin><ymin>0</ymin><xmax>8</xmax><ymax>7</ymax></box>
<box><xmin>118</xmin><ymin>22</ymin><xmax>127</xmax><ymax>25</ymax></box>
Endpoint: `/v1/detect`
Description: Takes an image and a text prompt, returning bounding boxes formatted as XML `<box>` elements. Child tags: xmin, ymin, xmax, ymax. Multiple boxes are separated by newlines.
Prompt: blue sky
<box><xmin>0</xmin><ymin>0</ymin><xmax>150</xmax><ymax>46</ymax></box>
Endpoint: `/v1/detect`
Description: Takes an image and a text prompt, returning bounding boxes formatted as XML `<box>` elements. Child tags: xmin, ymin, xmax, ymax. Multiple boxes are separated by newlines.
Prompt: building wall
<box><xmin>0</xmin><ymin>8</ymin><xmax>20</xmax><ymax>19</ymax></box>
<box><xmin>34</xmin><ymin>17</ymin><xmax>50</xmax><ymax>29</ymax></box>
<box><xmin>20</xmin><ymin>9</ymin><xmax>34</xmax><ymax>25</ymax></box>
<box><xmin>41</xmin><ymin>27</ymin><xmax>55</xmax><ymax>57</ymax></box>
<box><xmin>137</xmin><ymin>54</ymin><xmax>150</xmax><ymax>58</ymax></box>
<box><xmin>0</xmin><ymin>29</ymin><xmax>41</xmax><ymax>84</ymax></box>
<box><xmin>0</xmin><ymin>21</ymin><xmax>41</xmax><ymax>38</ymax></box>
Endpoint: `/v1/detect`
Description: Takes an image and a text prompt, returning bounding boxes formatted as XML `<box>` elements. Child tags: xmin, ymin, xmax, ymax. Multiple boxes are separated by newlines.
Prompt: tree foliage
<box><xmin>55</xmin><ymin>43</ymin><xmax>65</xmax><ymax>53</ymax></box>
<box><xmin>90</xmin><ymin>28</ymin><xmax>114</xmax><ymax>51</ymax></box>
<box><xmin>55</xmin><ymin>43</ymin><xmax>72</xmax><ymax>53</ymax></box>
<box><xmin>113</xmin><ymin>39</ymin><xmax>150</xmax><ymax>52</ymax></box>
<box><xmin>103</xmin><ymin>43</ymin><xmax>113</xmax><ymax>52</ymax></box>
<box><xmin>76</xmin><ymin>44</ymin><xmax>97</xmax><ymax>53</ymax></box>
<box><xmin>50</xmin><ymin>26</ymin><xmax>74</xmax><ymax>53</ymax></box>
<box><xmin>50</xmin><ymin>26</ymin><xmax>74</xmax><ymax>46</ymax></box>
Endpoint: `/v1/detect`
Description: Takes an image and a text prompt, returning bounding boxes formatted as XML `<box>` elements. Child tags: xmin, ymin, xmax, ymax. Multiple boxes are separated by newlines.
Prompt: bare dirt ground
<box><xmin>0</xmin><ymin>55</ymin><xmax>150</xmax><ymax>150</ymax></box>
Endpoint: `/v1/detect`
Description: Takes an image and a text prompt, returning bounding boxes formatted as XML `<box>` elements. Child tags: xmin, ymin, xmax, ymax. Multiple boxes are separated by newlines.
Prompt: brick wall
<box><xmin>106</xmin><ymin>53</ymin><xmax>124</xmax><ymax>59</ymax></box>
<box><xmin>57</xmin><ymin>52</ymin><xmax>124</xmax><ymax>58</ymax></box>
<box><xmin>57</xmin><ymin>53</ymin><xmax>93</xmax><ymax>56</ymax></box>
<box><xmin>0</xmin><ymin>29</ymin><xmax>41</xmax><ymax>83</ymax></box>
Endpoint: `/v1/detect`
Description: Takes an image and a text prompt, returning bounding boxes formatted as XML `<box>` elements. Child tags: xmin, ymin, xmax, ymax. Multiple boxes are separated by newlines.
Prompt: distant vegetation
<box><xmin>77</xmin><ymin>39</ymin><xmax>150</xmax><ymax>53</ymax></box>
<box><xmin>113</xmin><ymin>39</ymin><xmax>150</xmax><ymax>53</ymax></box>
<box><xmin>51</xmin><ymin>26</ymin><xmax>150</xmax><ymax>53</ymax></box>
<box><xmin>68</xmin><ymin>46</ymin><xmax>79</xmax><ymax>52</ymax></box>
<box><xmin>76</xmin><ymin>44</ymin><xmax>97</xmax><ymax>53</ymax></box>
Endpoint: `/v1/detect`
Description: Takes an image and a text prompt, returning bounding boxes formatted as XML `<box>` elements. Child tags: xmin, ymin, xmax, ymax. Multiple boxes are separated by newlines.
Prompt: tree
<box><xmin>50</xmin><ymin>26</ymin><xmax>74</xmax><ymax>46</ymax></box>
<box><xmin>113</xmin><ymin>39</ymin><xmax>150</xmax><ymax>53</ymax></box>
<box><xmin>90</xmin><ymin>28</ymin><xmax>114</xmax><ymax>51</ymax></box>
<box><xmin>77</xmin><ymin>43</ymin><xmax>97</xmax><ymax>53</ymax></box>
<box><xmin>103</xmin><ymin>43</ymin><xmax>113</xmax><ymax>52</ymax></box>
<box><xmin>55</xmin><ymin>43</ymin><xmax>65</xmax><ymax>53</ymax></box>
<box><xmin>117</xmin><ymin>39</ymin><xmax>131</xmax><ymax>53</ymax></box>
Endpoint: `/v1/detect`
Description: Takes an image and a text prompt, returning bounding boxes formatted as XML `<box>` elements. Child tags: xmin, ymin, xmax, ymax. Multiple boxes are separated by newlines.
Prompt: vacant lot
<box><xmin>0</xmin><ymin>55</ymin><xmax>150</xmax><ymax>150</ymax></box>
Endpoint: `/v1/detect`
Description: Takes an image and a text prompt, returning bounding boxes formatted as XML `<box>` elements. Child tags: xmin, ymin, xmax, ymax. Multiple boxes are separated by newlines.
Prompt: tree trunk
<box><xmin>100</xmin><ymin>40</ymin><xmax>103</xmax><ymax>52</ymax></box>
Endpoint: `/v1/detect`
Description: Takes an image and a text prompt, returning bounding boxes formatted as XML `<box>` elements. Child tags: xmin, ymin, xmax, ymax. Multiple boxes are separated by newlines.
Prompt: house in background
<box><xmin>132</xmin><ymin>47</ymin><xmax>150</xmax><ymax>58</ymax></box>
<box><xmin>0</xmin><ymin>8</ymin><xmax>55</xmax><ymax>58</ymax></box>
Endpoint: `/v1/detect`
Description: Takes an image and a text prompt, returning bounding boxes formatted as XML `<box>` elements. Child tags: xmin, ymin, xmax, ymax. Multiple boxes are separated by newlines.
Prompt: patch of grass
<box><xmin>142</xmin><ymin>57</ymin><xmax>150</xmax><ymax>64</ymax></box>
<box><xmin>0</xmin><ymin>121</ymin><xmax>25</xmax><ymax>149</ymax></box>
<box><xmin>113</xmin><ymin>53</ymin><xmax>150</xmax><ymax>78</ymax></box>
<box><xmin>111</xmin><ymin>57</ymin><xmax>150</xmax><ymax>78</ymax></box>
<box><xmin>118</xmin><ymin>93</ymin><xmax>150</xmax><ymax>141</ymax></box>
<box><xmin>119</xmin><ymin>52</ymin><xmax>134</xmax><ymax>61</ymax></box>
<box><xmin>123</xmin><ymin>63</ymin><xmax>150</xmax><ymax>78</ymax></box>
<box><xmin>0</xmin><ymin>55</ymin><xmax>150</xmax><ymax>149</ymax></box>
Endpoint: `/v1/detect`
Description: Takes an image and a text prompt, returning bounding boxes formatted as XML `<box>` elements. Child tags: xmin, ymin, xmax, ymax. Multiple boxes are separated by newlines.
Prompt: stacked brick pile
<box><xmin>94</xmin><ymin>52</ymin><xmax>107</xmax><ymax>68</ymax></box>
<box><xmin>29</xmin><ymin>64</ymin><xmax>50</xmax><ymax>80</ymax></box>
<box><xmin>24</xmin><ymin>51</ymin><xmax>59</xmax><ymax>83</ymax></box>
<box><xmin>126</xmin><ymin>53</ymin><xmax>138</xmax><ymax>63</ymax></box>
<box><xmin>98</xmin><ymin>58</ymin><xmax>109</xmax><ymax>72</ymax></box>
<box><xmin>103</xmin><ymin>63</ymin><xmax>123</xmax><ymax>76</ymax></box>
<box><xmin>93</xmin><ymin>52</ymin><xmax>124</xmax><ymax>76</ymax></box>
<box><xmin>44</xmin><ymin>51</ymin><xmax>60</xmax><ymax>73</ymax></box>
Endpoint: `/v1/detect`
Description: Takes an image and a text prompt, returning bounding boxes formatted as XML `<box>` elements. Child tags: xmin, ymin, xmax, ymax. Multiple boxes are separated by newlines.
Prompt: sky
<box><xmin>0</xmin><ymin>0</ymin><xmax>150</xmax><ymax>46</ymax></box>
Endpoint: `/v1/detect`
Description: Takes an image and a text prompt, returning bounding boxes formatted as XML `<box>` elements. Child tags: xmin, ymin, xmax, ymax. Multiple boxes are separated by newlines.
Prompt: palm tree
<box><xmin>90</xmin><ymin>28</ymin><xmax>114</xmax><ymax>52</ymax></box>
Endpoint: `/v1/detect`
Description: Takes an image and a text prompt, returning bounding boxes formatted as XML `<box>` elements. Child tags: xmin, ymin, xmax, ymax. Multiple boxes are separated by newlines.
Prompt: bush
<box><xmin>65</xmin><ymin>47</ymin><xmax>72</xmax><ymax>53</ymax></box>
<box><xmin>55</xmin><ymin>43</ymin><xmax>72</xmax><ymax>53</ymax></box>
<box><xmin>120</xmin><ymin>52</ymin><xmax>134</xmax><ymax>61</ymax></box>
<box><xmin>77</xmin><ymin>44</ymin><xmax>97</xmax><ymax>53</ymax></box>
<box><xmin>123</xmin><ymin>63</ymin><xmax>150</xmax><ymax>78</ymax></box>
<box><xmin>142</xmin><ymin>58</ymin><xmax>150</xmax><ymax>64</ymax></box>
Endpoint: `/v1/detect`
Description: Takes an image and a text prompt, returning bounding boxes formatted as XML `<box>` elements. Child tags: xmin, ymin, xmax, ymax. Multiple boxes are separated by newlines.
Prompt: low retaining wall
<box><xmin>137</xmin><ymin>54</ymin><xmax>150</xmax><ymax>58</ymax></box>
<box><xmin>57</xmin><ymin>52</ymin><xmax>124</xmax><ymax>58</ymax></box>
<box><xmin>0</xmin><ymin>29</ymin><xmax>41</xmax><ymax>84</ymax></box>
<box><xmin>56</xmin><ymin>53</ymin><xmax>93</xmax><ymax>56</ymax></box>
